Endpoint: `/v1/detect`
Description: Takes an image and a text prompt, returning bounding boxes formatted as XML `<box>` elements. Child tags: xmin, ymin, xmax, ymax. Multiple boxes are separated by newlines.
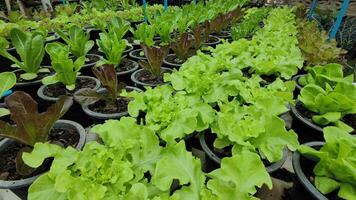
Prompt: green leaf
<box><xmin>28</xmin><ymin>174</ymin><xmax>67</xmax><ymax>200</ymax></box>
<box><xmin>0</xmin><ymin>108</ymin><xmax>10</xmax><ymax>117</ymax></box>
<box><xmin>0</xmin><ymin>72</ymin><xmax>16</xmax><ymax>98</ymax></box>
<box><xmin>315</xmin><ymin>176</ymin><xmax>340</xmax><ymax>194</ymax></box>
<box><xmin>312</xmin><ymin>112</ymin><xmax>341</xmax><ymax>125</ymax></box>
<box><xmin>207</xmin><ymin>151</ymin><xmax>272</xmax><ymax>200</ymax></box>
<box><xmin>152</xmin><ymin>141</ymin><xmax>206</xmax><ymax>200</ymax></box>
<box><xmin>0</xmin><ymin>92</ymin><xmax>73</xmax><ymax>146</ymax></box>
<box><xmin>20</xmin><ymin>72</ymin><xmax>38</xmax><ymax>80</ymax></box>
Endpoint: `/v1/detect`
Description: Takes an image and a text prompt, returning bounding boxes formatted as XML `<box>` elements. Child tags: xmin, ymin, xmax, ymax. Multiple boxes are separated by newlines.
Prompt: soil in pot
<box><xmin>291</xmin><ymin>102</ymin><xmax>324</xmax><ymax>143</ymax></box>
<box><xmin>79</xmin><ymin>54</ymin><xmax>102</xmax><ymax>76</ymax></box>
<box><xmin>0</xmin><ymin>127</ymin><xmax>79</xmax><ymax>181</ymax></box>
<box><xmin>88</xmin><ymin>98</ymin><xmax>130</xmax><ymax>114</ymax></box>
<box><xmin>134</xmin><ymin>69</ymin><xmax>167</xmax><ymax>85</ymax></box>
<box><xmin>342</xmin><ymin>114</ymin><xmax>356</xmax><ymax>131</ymax></box>
<box><xmin>213</xmin><ymin>31</ymin><xmax>231</xmax><ymax>39</ymax></box>
<box><xmin>203</xmin><ymin>35</ymin><xmax>221</xmax><ymax>46</ymax></box>
<box><xmin>43</xmin><ymin>77</ymin><xmax>97</xmax><ymax>98</ymax></box>
<box><xmin>116</xmin><ymin>58</ymin><xmax>138</xmax><ymax>74</ymax></box>
<box><xmin>129</xmin><ymin>49</ymin><xmax>146</xmax><ymax>61</ymax></box>
<box><xmin>14</xmin><ymin>69</ymin><xmax>52</xmax><ymax>100</ymax></box>
<box><xmin>164</xmin><ymin>54</ymin><xmax>186</xmax><ymax>68</ymax></box>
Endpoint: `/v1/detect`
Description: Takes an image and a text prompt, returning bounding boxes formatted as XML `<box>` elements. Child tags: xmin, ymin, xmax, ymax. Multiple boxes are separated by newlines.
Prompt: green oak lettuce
<box><xmin>298</xmin><ymin>127</ymin><xmax>356</xmax><ymax>200</ymax></box>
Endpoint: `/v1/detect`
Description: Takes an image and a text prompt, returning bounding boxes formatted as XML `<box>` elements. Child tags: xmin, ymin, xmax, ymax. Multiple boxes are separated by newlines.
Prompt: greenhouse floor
<box><xmin>0</xmin><ymin>189</ymin><xmax>20</xmax><ymax>200</ymax></box>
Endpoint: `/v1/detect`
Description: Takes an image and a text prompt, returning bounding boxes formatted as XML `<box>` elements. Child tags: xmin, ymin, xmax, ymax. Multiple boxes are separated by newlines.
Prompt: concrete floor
<box><xmin>0</xmin><ymin>189</ymin><xmax>20</xmax><ymax>200</ymax></box>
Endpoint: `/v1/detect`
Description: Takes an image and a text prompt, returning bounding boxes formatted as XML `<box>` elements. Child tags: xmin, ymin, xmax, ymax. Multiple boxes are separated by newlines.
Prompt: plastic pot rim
<box><xmin>163</xmin><ymin>54</ymin><xmax>184</xmax><ymax>68</ymax></box>
<box><xmin>292</xmin><ymin>141</ymin><xmax>328</xmax><ymax>200</ymax></box>
<box><xmin>80</xmin><ymin>86</ymin><xmax>142</xmax><ymax>120</ymax></box>
<box><xmin>131</xmin><ymin>67</ymin><xmax>172</xmax><ymax>88</ymax></box>
<box><xmin>37</xmin><ymin>76</ymin><xmax>101</xmax><ymax>102</ymax></box>
<box><xmin>290</xmin><ymin>100</ymin><xmax>323</xmax><ymax>133</ymax></box>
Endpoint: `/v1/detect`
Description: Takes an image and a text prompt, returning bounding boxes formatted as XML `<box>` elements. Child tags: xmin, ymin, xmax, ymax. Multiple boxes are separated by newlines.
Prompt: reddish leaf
<box><xmin>0</xmin><ymin>91</ymin><xmax>73</xmax><ymax>146</ymax></box>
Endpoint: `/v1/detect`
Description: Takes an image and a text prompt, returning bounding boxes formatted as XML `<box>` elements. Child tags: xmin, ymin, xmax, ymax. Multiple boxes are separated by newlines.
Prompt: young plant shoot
<box><xmin>96</xmin><ymin>17</ymin><xmax>130</xmax><ymax>66</ymax></box>
<box><xmin>43</xmin><ymin>42</ymin><xmax>85</xmax><ymax>90</ymax></box>
<box><xmin>56</xmin><ymin>25</ymin><xmax>95</xmax><ymax>58</ymax></box>
<box><xmin>0</xmin><ymin>28</ymin><xmax>47</xmax><ymax>80</ymax></box>
<box><xmin>74</xmin><ymin>64</ymin><xmax>127</xmax><ymax>108</ymax></box>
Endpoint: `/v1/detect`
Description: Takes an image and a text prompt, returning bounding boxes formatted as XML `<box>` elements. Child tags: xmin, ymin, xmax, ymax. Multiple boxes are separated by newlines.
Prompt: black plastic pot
<box><xmin>124</xmin><ymin>45</ymin><xmax>134</xmax><ymax>55</ymax></box>
<box><xmin>37</xmin><ymin>76</ymin><xmax>101</xmax><ymax>127</ymax></box>
<box><xmin>198</xmin><ymin>132</ymin><xmax>288</xmax><ymax>173</ymax></box>
<box><xmin>129</xmin><ymin>49</ymin><xmax>146</xmax><ymax>61</ymax></box>
<box><xmin>202</xmin><ymin>35</ymin><xmax>221</xmax><ymax>47</ymax></box>
<box><xmin>291</xmin><ymin>142</ymin><xmax>328</xmax><ymax>200</ymax></box>
<box><xmin>213</xmin><ymin>30</ymin><xmax>232</xmax><ymax>39</ymax></box>
<box><xmin>0</xmin><ymin>47</ymin><xmax>17</xmax><ymax>73</ymax></box>
<box><xmin>163</xmin><ymin>54</ymin><xmax>185</xmax><ymax>69</ymax></box>
<box><xmin>131</xmin><ymin>68</ymin><xmax>172</xmax><ymax>89</ymax></box>
<box><xmin>116</xmin><ymin>58</ymin><xmax>139</xmax><ymax>84</ymax></box>
<box><xmin>292</xmin><ymin>74</ymin><xmax>305</xmax><ymax>96</ymax></box>
<box><xmin>12</xmin><ymin>68</ymin><xmax>52</xmax><ymax>101</ymax></box>
<box><xmin>79</xmin><ymin>54</ymin><xmax>103</xmax><ymax>77</ymax></box>
<box><xmin>290</xmin><ymin>100</ymin><xmax>324</xmax><ymax>144</ymax></box>
<box><xmin>80</xmin><ymin>86</ymin><xmax>142</xmax><ymax>124</ymax></box>
<box><xmin>0</xmin><ymin>119</ymin><xmax>87</xmax><ymax>200</ymax></box>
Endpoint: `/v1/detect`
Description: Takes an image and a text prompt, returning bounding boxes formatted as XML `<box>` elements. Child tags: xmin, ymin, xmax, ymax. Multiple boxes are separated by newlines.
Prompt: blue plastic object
<box><xmin>329</xmin><ymin>0</ymin><xmax>350</xmax><ymax>40</ymax></box>
<box><xmin>164</xmin><ymin>0</ymin><xmax>168</xmax><ymax>12</ymax></box>
<box><xmin>307</xmin><ymin>0</ymin><xmax>350</xmax><ymax>41</ymax></box>
<box><xmin>1</xmin><ymin>90</ymin><xmax>13</xmax><ymax>99</ymax></box>
<box><xmin>307</xmin><ymin>0</ymin><xmax>318</xmax><ymax>20</ymax></box>
<box><xmin>142</xmin><ymin>0</ymin><xmax>147</xmax><ymax>21</ymax></box>
<box><xmin>194</xmin><ymin>0</ymin><xmax>197</xmax><ymax>4</ymax></box>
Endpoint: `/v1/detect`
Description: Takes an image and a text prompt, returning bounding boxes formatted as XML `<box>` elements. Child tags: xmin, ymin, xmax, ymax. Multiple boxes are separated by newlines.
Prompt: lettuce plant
<box><xmin>298</xmin><ymin>82</ymin><xmax>356</xmax><ymax>131</ymax></box>
<box><xmin>123</xmin><ymin>85</ymin><xmax>215</xmax><ymax>143</ymax></box>
<box><xmin>212</xmin><ymin>7</ymin><xmax>304</xmax><ymax>79</ymax></box>
<box><xmin>43</xmin><ymin>42</ymin><xmax>85</xmax><ymax>90</ymax></box>
<box><xmin>211</xmin><ymin>100</ymin><xmax>298</xmax><ymax>163</ymax></box>
<box><xmin>133</xmin><ymin>23</ymin><xmax>170</xmax><ymax>77</ymax></box>
<box><xmin>297</xmin><ymin>20</ymin><xmax>346</xmax><ymax>66</ymax></box>
<box><xmin>23</xmin><ymin>117</ymin><xmax>271</xmax><ymax>200</ymax></box>
<box><xmin>96</xmin><ymin>18</ymin><xmax>130</xmax><ymax>66</ymax></box>
<box><xmin>56</xmin><ymin>25</ymin><xmax>95</xmax><ymax>58</ymax></box>
<box><xmin>0</xmin><ymin>91</ymin><xmax>72</xmax><ymax>175</ymax></box>
<box><xmin>231</xmin><ymin>7</ymin><xmax>270</xmax><ymax>41</ymax></box>
<box><xmin>0</xmin><ymin>28</ymin><xmax>47</xmax><ymax>80</ymax></box>
<box><xmin>74</xmin><ymin>65</ymin><xmax>126</xmax><ymax>106</ymax></box>
<box><xmin>298</xmin><ymin>63</ymin><xmax>354</xmax><ymax>88</ymax></box>
<box><xmin>298</xmin><ymin>127</ymin><xmax>356</xmax><ymax>200</ymax></box>
<box><xmin>0</xmin><ymin>72</ymin><xmax>16</xmax><ymax>117</ymax></box>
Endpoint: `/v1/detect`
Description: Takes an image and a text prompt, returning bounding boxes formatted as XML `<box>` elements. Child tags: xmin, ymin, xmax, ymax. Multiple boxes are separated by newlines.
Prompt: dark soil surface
<box><xmin>0</xmin><ymin>126</ymin><xmax>79</xmax><ymax>181</ymax></box>
<box><xmin>165</xmin><ymin>54</ymin><xmax>185</xmax><ymax>65</ymax></box>
<box><xmin>88</xmin><ymin>97</ymin><xmax>130</xmax><ymax>114</ymax></box>
<box><xmin>14</xmin><ymin>69</ymin><xmax>51</xmax><ymax>83</ymax></box>
<box><xmin>296</xmin><ymin>102</ymin><xmax>316</xmax><ymax>122</ymax></box>
<box><xmin>131</xmin><ymin>49</ymin><xmax>145</xmax><ymax>59</ymax></box>
<box><xmin>43</xmin><ymin>77</ymin><xmax>97</xmax><ymax>98</ymax></box>
<box><xmin>116</xmin><ymin>58</ymin><xmax>137</xmax><ymax>73</ymax></box>
<box><xmin>342</xmin><ymin>114</ymin><xmax>356</xmax><ymax>131</ymax></box>
<box><xmin>136</xmin><ymin>69</ymin><xmax>170</xmax><ymax>85</ymax></box>
<box><xmin>205</xmin><ymin>36</ymin><xmax>220</xmax><ymax>44</ymax></box>
<box><xmin>271</xmin><ymin>168</ymin><xmax>295</xmax><ymax>183</ymax></box>
<box><xmin>260</xmin><ymin>74</ymin><xmax>278</xmax><ymax>84</ymax></box>
<box><xmin>213</xmin><ymin>31</ymin><xmax>231</xmax><ymax>38</ymax></box>
<box><xmin>85</xmin><ymin>54</ymin><xmax>100</xmax><ymax>65</ymax></box>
